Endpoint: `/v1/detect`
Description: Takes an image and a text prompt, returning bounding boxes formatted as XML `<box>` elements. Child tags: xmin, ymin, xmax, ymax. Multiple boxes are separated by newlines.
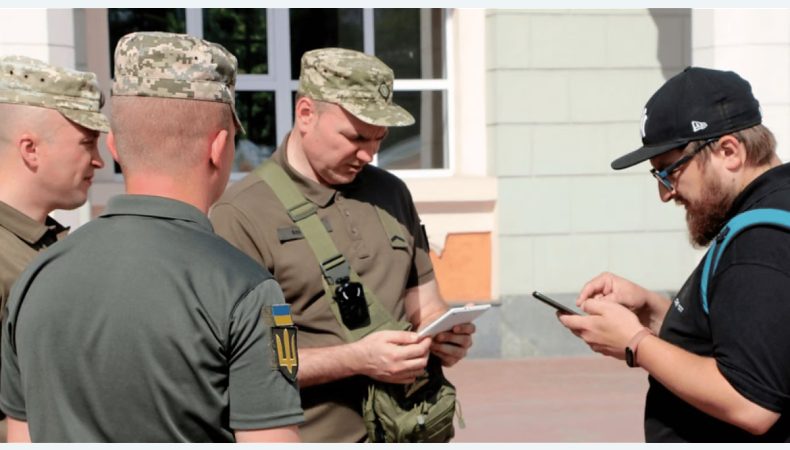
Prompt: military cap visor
<box><xmin>0</xmin><ymin>56</ymin><xmax>110</xmax><ymax>133</ymax></box>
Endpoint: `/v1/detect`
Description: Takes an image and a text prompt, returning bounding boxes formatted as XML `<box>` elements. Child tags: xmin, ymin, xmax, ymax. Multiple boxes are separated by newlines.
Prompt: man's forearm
<box><xmin>640</xmin><ymin>292</ymin><xmax>671</xmax><ymax>333</ymax></box>
<box><xmin>404</xmin><ymin>279</ymin><xmax>448</xmax><ymax>330</ymax></box>
<box><xmin>235</xmin><ymin>425</ymin><xmax>301</xmax><ymax>442</ymax></box>
<box><xmin>638</xmin><ymin>335</ymin><xmax>780</xmax><ymax>435</ymax></box>
<box><xmin>6</xmin><ymin>418</ymin><xmax>30</xmax><ymax>443</ymax></box>
<box><xmin>296</xmin><ymin>344</ymin><xmax>361</xmax><ymax>388</ymax></box>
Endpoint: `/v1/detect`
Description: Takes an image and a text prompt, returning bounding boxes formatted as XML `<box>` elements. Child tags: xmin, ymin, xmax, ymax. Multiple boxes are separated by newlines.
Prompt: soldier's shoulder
<box><xmin>216</xmin><ymin>171</ymin><xmax>275</xmax><ymax>206</ymax></box>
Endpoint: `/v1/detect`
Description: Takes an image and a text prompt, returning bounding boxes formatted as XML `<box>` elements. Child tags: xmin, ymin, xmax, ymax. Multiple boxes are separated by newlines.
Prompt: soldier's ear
<box><xmin>294</xmin><ymin>96</ymin><xmax>318</xmax><ymax>131</ymax></box>
<box><xmin>17</xmin><ymin>133</ymin><xmax>40</xmax><ymax>170</ymax></box>
<box><xmin>209</xmin><ymin>128</ymin><xmax>230</xmax><ymax>169</ymax></box>
<box><xmin>106</xmin><ymin>131</ymin><xmax>120</xmax><ymax>164</ymax></box>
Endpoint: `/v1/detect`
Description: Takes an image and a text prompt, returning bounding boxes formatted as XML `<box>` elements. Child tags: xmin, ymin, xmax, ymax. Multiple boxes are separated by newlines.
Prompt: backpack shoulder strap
<box><xmin>700</xmin><ymin>208</ymin><xmax>790</xmax><ymax>314</ymax></box>
<box><xmin>254</xmin><ymin>160</ymin><xmax>407</xmax><ymax>341</ymax></box>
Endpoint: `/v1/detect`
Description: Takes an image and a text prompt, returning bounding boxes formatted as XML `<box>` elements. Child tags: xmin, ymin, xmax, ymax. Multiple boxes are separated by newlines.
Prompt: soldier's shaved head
<box><xmin>111</xmin><ymin>96</ymin><xmax>232</xmax><ymax>175</ymax></box>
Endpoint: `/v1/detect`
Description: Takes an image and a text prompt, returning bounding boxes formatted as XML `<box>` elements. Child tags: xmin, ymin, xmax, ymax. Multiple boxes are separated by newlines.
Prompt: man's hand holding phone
<box><xmin>531</xmin><ymin>291</ymin><xmax>584</xmax><ymax>315</ymax></box>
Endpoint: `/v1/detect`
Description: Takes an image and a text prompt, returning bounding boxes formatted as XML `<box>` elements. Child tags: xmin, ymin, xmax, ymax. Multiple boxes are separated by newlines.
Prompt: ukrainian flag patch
<box><xmin>272</xmin><ymin>304</ymin><xmax>294</xmax><ymax>326</ymax></box>
<box><xmin>270</xmin><ymin>304</ymin><xmax>298</xmax><ymax>382</ymax></box>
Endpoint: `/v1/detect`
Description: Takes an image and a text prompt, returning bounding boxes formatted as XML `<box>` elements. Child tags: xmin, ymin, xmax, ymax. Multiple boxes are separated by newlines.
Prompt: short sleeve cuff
<box><xmin>230</xmin><ymin>409</ymin><xmax>304</xmax><ymax>431</ymax></box>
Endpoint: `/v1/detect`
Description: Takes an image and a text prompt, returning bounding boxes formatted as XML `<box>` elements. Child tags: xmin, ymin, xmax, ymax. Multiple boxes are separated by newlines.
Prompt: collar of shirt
<box><xmin>726</xmin><ymin>162</ymin><xmax>790</xmax><ymax>219</ymax></box>
<box><xmin>0</xmin><ymin>200</ymin><xmax>68</xmax><ymax>245</ymax></box>
<box><xmin>100</xmin><ymin>195</ymin><xmax>213</xmax><ymax>232</ymax></box>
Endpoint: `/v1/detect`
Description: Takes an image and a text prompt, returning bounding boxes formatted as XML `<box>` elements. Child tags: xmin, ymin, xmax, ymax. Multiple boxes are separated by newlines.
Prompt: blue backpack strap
<box><xmin>700</xmin><ymin>208</ymin><xmax>790</xmax><ymax>314</ymax></box>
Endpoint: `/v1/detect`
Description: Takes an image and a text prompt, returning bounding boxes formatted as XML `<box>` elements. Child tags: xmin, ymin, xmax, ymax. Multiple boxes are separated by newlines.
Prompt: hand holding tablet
<box><xmin>417</xmin><ymin>304</ymin><xmax>491</xmax><ymax>338</ymax></box>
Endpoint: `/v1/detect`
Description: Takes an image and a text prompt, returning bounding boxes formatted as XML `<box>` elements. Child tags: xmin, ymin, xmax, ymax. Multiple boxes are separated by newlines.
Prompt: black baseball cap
<box><xmin>611</xmin><ymin>67</ymin><xmax>762</xmax><ymax>170</ymax></box>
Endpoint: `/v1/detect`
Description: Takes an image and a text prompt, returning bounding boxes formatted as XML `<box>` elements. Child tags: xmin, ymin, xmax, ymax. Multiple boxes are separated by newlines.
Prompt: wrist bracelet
<box><xmin>625</xmin><ymin>327</ymin><xmax>654</xmax><ymax>368</ymax></box>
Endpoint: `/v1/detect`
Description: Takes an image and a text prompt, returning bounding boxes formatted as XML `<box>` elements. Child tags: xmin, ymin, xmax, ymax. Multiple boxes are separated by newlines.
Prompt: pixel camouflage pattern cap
<box><xmin>112</xmin><ymin>31</ymin><xmax>245</xmax><ymax>134</ymax></box>
<box><xmin>0</xmin><ymin>55</ymin><xmax>110</xmax><ymax>133</ymax></box>
<box><xmin>298</xmin><ymin>47</ymin><xmax>415</xmax><ymax>127</ymax></box>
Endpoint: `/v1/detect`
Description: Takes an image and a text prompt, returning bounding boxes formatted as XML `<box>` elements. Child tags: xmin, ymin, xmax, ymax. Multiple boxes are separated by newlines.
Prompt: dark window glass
<box><xmin>378</xmin><ymin>90</ymin><xmax>445</xmax><ymax>170</ymax></box>
<box><xmin>234</xmin><ymin>91</ymin><xmax>276</xmax><ymax>172</ymax></box>
<box><xmin>289</xmin><ymin>9</ymin><xmax>363</xmax><ymax>79</ymax></box>
<box><xmin>203</xmin><ymin>9</ymin><xmax>268</xmax><ymax>75</ymax></box>
<box><xmin>108</xmin><ymin>9</ymin><xmax>186</xmax><ymax>173</ymax></box>
<box><xmin>375</xmin><ymin>9</ymin><xmax>445</xmax><ymax>79</ymax></box>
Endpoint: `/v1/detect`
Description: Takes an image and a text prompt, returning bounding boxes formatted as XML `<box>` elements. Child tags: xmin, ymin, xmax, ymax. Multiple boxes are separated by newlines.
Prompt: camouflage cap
<box><xmin>112</xmin><ymin>31</ymin><xmax>245</xmax><ymax>134</ymax></box>
<box><xmin>0</xmin><ymin>55</ymin><xmax>110</xmax><ymax>132</ymax></box>
<box><xmin>298</xmin><ymin>47</ymin><xmax>415</xmax><ymax>127</ymax></box>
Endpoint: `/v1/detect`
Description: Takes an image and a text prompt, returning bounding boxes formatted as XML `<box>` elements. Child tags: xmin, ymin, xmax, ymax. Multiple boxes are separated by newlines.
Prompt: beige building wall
<box><xmin>492</xmin><ymin>10</ymin><xmax>702</xmax><ymax>299</ymax></box>
<box><xmin>489</xmin><ymin>9</ymin><xmax>706</xmax><ymax>357</ymax></box>
<box><xmin>692</xmin><ymin>9</ymin><xmax>790</xmax><ymax>162</ymax></box>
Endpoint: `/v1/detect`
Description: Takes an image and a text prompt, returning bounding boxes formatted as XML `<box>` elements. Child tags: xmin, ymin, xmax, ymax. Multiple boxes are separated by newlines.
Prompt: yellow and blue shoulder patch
<box><xmin>272</xmin><ymin>304</ymin><xmax>294</xmax><ymax>326</ymax></box>
<box><xmin>270</xmin><ymin>304</ymin><xmax>298</xmax><ymax>383</ymax></box>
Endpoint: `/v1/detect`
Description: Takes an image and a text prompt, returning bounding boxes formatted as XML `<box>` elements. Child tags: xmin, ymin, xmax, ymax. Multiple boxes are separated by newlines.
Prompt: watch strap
<box><xmin>625</xmin><ymin>327</ymin><xmax>654</xmax><ymax>368</ymax></box>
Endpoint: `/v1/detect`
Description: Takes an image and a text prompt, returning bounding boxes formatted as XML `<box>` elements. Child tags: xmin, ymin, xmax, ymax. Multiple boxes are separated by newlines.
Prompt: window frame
<box><xmin>104</xmin><ymin>8</ymin><xmax>456</xmax><ymax>180</ymax></box>
<box><xmin>185</xmin><ymin>7</ymin><xmax>454</xmax><ymax>179</ymax></box>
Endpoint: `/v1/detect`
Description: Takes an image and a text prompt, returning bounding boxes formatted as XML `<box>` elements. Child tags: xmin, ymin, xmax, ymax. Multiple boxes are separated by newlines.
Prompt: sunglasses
<box><xmin>650</xmin><ymin>137</ymin><xmax>719</xmax><ymax>192</ymax></box>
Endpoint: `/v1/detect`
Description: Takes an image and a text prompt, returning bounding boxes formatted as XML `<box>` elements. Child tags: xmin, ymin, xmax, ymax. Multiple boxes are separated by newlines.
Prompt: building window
<box><xmin>108</xmin><ymin>8</ymin><xmax>451</xmax><ymax>175</ymax></box>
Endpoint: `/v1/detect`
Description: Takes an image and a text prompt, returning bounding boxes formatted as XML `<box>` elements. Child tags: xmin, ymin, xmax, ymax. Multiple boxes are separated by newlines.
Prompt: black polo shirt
<box><xmin>645</xmin><ymin>163</ymin><xmax>790</xmax><ymax>442</ymax></box>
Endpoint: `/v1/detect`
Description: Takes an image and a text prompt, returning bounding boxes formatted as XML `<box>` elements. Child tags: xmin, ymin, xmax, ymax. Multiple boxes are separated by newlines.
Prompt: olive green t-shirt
<box><xmin>210</xmin><ymin>141</ymin><xmax>435</xmax><ymax>442</ymax></box>
<box><xmin>0</xmin><ymin>195</ymin><xmax>303</xmax><ymax>442</ymax></box>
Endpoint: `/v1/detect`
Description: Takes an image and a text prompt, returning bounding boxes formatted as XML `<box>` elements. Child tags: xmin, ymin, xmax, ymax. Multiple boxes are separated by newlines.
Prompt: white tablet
<box><xmin>416</xmin><ymin>304</ymin><xmax>491</xmax><ymax>338</ymax></box>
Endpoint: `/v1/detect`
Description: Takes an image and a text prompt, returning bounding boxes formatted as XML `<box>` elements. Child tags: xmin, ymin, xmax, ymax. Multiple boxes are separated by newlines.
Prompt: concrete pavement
<box><xmin>445</xmin><ymin>356</ymin><xmax>649</xmax><ymax>442</ymax></box>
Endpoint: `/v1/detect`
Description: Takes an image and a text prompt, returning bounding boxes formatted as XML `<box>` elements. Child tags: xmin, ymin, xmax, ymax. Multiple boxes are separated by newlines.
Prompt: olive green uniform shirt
<box><xmin>0</xmin><ymin>201</ymin><xmax>67</xmax><ymax>422</ymax></box>
<box><xmin>0</xmin><ymin>195</ymin><xmax>303</xmax><ymax>442</ymax></box>
<box><xmin>211</xmin><ymin>140</ymin><xmax>435</xmax><ymax>442</ymax></box>
<box><xmin>0</xmin><ymin>200</ymin><xmax>67</xmax><ymax>312</ymax></box>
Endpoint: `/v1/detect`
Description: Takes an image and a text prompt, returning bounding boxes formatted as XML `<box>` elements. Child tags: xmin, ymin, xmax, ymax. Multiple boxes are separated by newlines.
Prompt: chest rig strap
<box><xmin>255</xmin><ymin>160</ymin><xmax>408</xmax><ymax>342</ymax></box>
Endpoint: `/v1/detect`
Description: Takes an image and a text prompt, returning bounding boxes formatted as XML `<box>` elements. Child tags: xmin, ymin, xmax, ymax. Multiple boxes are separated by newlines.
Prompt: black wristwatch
<box><xmin>625</xmin><ymin>328</ymin><xmax>654</xmax><ymax>368</ymax></box>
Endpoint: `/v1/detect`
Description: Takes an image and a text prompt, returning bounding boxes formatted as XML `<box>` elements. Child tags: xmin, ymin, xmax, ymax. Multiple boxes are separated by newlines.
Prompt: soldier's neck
<box><xmin>285</xmin><ymin>131</ymin><xmax>326</xmax><ymax>187</ymax></box>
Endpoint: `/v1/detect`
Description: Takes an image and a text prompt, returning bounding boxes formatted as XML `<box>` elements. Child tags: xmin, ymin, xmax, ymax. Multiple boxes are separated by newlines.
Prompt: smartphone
<box><xmin>531</xmin><ymin>291</ymin><xmax>581</xmax><ymax>315</ymax></box>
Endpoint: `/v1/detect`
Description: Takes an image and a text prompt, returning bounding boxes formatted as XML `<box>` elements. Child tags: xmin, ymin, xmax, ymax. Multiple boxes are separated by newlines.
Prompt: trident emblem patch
<box><xmin>271</xmin><ymin>304</ymin><xmax>298</xmax><ymax>382</ymax></box>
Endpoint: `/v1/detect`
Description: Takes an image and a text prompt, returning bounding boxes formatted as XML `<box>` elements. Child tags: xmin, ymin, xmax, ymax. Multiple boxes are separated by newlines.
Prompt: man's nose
<box><xmin>92</xmin><ymin>147</ymin><xmax>105</xmax><ymax>169</ymax></box>
<box><xmin>658</xmin><ymin>180</ymin><xmax>675</xmax><ymax>203</ymax></box>
<box><xmin>356</xmin><ymin>146</ymin><xmax>375</xmax><ymax>164</ymax></box>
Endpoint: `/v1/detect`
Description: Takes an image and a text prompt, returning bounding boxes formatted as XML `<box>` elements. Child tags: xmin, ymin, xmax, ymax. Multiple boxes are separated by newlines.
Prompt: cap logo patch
<box><xmin>691</xmin><ymin>121</ymin><xmax>708</xmax><ymax>133</ymax></box>
<box><xmin>378</xmin><ymin>82</ymin><xmax>390</xmax><ymax>101</ymax></box>
<box><xmin>640</xmin><ymin>108</ymin><xmax>648</xmax><ymax>138</ymax></box>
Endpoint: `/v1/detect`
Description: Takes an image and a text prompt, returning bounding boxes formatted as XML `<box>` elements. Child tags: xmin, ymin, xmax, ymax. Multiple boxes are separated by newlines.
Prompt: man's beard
<box><xmin>679</xmin><ymin>173</ymin><xmax>738</xmax><ymax>248</ymax></box>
